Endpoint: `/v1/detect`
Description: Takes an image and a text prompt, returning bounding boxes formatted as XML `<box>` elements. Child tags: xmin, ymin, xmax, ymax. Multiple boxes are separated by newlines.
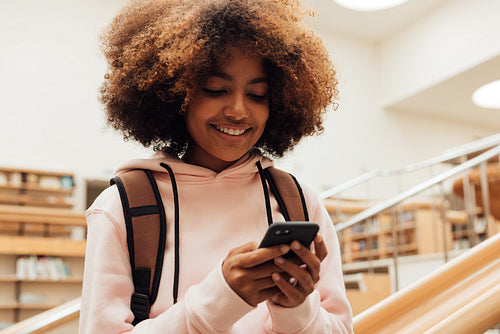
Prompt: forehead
<box><xmin>212</xmin><ymin>46</ymin><xmax>266</xmax><ymax>75</ymax></box>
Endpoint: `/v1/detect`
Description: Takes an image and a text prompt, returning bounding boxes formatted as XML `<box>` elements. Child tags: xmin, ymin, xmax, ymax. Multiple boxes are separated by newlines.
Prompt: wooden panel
<box><xmin>346</xmin><ymin>274</ymin><xmax>391</xmax><ymax>316</ymax></box>
<box><xmin>0</xmin><ymin>236</ymin><xmax>86</xmax><ymax>257</ymax></box>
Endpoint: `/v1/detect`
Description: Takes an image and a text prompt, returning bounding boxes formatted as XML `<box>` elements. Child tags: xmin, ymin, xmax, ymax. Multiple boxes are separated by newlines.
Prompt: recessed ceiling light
<box><xmin>334</xmin><ymin>0</ymin><xmax>409</xmax><ymax>11</ymax></box>
<box><xmin>472</xmin><ymin>80</ymin><xmax>500</xmax><ymax>109</ymax></box>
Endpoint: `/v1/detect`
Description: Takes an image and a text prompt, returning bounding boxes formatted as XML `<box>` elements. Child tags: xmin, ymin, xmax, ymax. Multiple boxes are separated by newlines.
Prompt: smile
<box><xmin>213</xmin><ymin>125</ymin><xmax>249</xmax><ymax>136</ymax></box>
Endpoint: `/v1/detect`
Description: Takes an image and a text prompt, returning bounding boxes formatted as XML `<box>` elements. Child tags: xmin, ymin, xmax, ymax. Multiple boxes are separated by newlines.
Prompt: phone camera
<box><xmin>273</xmin><ymin>229</ymin><xmax>292</xmax><ymax>236</ymax></box>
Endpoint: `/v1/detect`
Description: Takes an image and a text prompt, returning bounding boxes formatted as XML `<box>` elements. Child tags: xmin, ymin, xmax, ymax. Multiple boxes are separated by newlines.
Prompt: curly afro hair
<box><xmin>99</xmin><ymin>0</ymin><xmax>338</xmax><ymax>158</ymax></box>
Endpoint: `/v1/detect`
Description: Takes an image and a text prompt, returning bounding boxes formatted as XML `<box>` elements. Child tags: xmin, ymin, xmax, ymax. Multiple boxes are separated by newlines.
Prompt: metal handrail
<box><xmin>335</xmin><ymin>144</ymin><xmax>500</xmax><ymax>232</ymax></box>
<box><xmin>320</xmin><ymin>133</ymin><xmax>500</xmax><ymax>200</ymax></box>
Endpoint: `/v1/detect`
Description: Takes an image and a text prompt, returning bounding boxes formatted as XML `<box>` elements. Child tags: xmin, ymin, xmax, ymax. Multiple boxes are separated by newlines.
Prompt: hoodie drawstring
<box><xmin>159</xmin><ymin>163</ymin><xmax>180</xmax><ymax>305</ymax></box>
<box><xmin>159</xmin><ymin>161</ymin><xmax>279</xmax><ymax>305</ymax></box>
<box><xmin>256</xmin><ymin>161</ymin><xmax>274</xmax><ymax>226</ymax></box>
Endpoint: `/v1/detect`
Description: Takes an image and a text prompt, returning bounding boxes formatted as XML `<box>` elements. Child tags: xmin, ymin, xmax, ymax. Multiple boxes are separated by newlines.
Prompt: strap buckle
<box><xmin>131</xmin><ymin>292</ymin><xmax>150</xmax><ymax>324</ymax></box>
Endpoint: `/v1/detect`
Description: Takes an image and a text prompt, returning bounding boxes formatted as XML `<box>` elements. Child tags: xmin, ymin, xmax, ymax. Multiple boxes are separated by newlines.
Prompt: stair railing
<box><xmin>320</xmin><ymin>132</ymin><xmax>500</xmax><ymax>201</ymax></box>
<box><xmin>0</xmin><ymin>298</ymin><xmax>80</xmax><ymax>334</ymax></box>
<box><xmin>334</xmin><ymin>144</ymin><xmax>500</xmax><ymax>291</ymax></box>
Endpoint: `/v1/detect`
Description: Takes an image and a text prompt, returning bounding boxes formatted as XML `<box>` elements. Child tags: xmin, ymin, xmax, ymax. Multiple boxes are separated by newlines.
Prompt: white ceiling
<box><xmin>388</xmin><ymin>55</ymin><xmax>500</xmax><ymax>128</ymax></box>
<box><xmin>305</xmin><ymin>0</ymin><xmax>450</xmax><ymax>42</ymax></box>
<box><xmin>304</xmin><ymin>0</ymin><xmax>500</xmax><ymax>130</ymax></box>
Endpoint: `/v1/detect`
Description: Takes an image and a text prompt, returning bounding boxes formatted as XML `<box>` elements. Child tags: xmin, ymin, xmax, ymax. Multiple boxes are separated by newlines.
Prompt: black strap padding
<box><xmin>131</xmin><ymin>268</ymin><xmax>151</xmax><ymax>325</ymax></box>
<box><xmin>110</xmin><ymin>176</ymin><xmax>137</xmax><ymax>284</ymax></box>
<box><xmin>130</xmin><ymin>205</ymin><xmax>160</xmax><ymax>217</ymax></box>
<box><xmin>144</xmin><ymin>170</ymin><xmax>167</xmax><ymax>306</ymax></box>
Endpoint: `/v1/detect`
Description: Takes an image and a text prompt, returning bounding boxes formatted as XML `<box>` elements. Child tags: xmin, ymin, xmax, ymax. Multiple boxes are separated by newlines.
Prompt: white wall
<box><xmin>379</xmin><ymin>0</ymin><xmax>500</xmax><ymax>107</ymax></box>
<box><xmin>0</xmin><ymin>0</ymin><xmax>497</xmax><ymax>210</ymax></box>
<box><xmin>0</xmin><ymin>0</ymin><xmax>148</xmax><ymax>177</ymax></box>
<box><xmin>276</xmin><ymin>27</ymin><xmax>496</xmax><ymax>194</ymax></box>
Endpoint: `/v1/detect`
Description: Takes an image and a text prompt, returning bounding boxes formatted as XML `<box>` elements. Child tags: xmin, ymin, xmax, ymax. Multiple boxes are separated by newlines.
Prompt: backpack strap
<box><xmin>110</xmin><ymin>169</ymin><xmax>167</xmax><ymax>326</ymax></box>
<box><xmin>256</xmin><ymin>161</ymin><xmax>309</xmax><ymax>224</ymax></box>
<box><xmin>266</xmin><ymin>167</ymin><xmax>309</xmax><ymax>222</ymax></box>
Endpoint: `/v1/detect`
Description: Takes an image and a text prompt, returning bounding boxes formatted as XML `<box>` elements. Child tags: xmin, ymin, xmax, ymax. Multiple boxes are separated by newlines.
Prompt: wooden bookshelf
<box><xmin>0</xmin><ymin>198</ymin><xmax>86</xmax><ymax>325</ymax></box>
<box><xmin>0</xmin><ymin>276</ymin><xmax>83</xmax><ymax>283</ymax></box>
<box><xmin>0</xmin><ymin>167</ymin><xmax>75</xmax><ymax>209</ymax></box>
<box><xmin>328</xmin><ymin>199</ymin><xmax>451</xmax><ymax>263</ymax></box>
<box><xmin>0</xmin><ymin>235</ymin><xmax>86</xmax><ymax>257</ymax></box>
<box><xmin>326</xmin><ymin>198</ymin><xmax>500</xmax><ymax>264</ymax></box>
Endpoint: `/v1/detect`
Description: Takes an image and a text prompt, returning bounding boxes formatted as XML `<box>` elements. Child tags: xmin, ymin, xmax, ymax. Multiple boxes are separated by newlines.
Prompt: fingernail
<box><xmin>275</xmin><ymin>257</ymin><xmax>285</xmax><ymax>264</ymax></box>
<box><xmin>272</xmin><ymin>273</ymin><xmax>281</xmax><ymax>281</ymax></box>
<box><xmin>316</xmin><ymin>234</ymin><xmax>323</xmax><ymax>243</ymax></box>
<box><xmin>292</xmin><ymin>241</ymin><xmax>301</xmax><ymax>250</ymax></box>
<box><xmin>281</xmin><ymin>245</ymin><xmax>290</xmax><ymax>253</ymax></box>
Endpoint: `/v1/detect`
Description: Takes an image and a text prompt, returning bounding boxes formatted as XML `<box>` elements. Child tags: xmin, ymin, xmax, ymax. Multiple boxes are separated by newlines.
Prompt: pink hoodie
<box><xmin>79</xmin><ymin>152</ymin><xmax>353</xmax><ymax>333</ymax></box>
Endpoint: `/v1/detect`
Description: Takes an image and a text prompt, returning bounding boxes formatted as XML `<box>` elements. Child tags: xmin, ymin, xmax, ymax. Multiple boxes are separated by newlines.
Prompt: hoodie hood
<box><xmin>113</xmin><ymin>150</ymin><xmax>274</xmax><ymax>182</ymax></box>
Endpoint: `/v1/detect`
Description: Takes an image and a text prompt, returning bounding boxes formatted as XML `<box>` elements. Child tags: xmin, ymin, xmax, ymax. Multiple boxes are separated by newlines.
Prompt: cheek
<box><xmin>184</xmin><ymin>107</ymin><xmax>206</xmax><ymax>131</ymax></box>
<box><xmin>257</xmin><ymin>107</ymin><xmax>270</xmax><ymax>131</ymax></box>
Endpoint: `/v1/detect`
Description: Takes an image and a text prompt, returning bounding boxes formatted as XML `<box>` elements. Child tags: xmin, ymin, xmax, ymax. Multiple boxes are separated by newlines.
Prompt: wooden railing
<box><xmin>353</xmin><ymin>232</ymin><xmax>500</xmax><ymax>333</ymax></box>
<box><xmin>0</xmin><ymin>298</ymin><xmax>80</xmax><ymax>334</ymax></box>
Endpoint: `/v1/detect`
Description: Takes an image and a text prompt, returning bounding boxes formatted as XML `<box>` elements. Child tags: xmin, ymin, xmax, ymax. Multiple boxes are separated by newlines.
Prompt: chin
<box><xmin>218</xmin><ymin>151</ymin><xmax>249</xmax><ymax>163</ymax></box>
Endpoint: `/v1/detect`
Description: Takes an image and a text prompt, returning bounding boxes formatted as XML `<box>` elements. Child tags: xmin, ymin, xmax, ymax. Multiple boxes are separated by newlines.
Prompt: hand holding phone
<box><xmin>259</xmin><ymin>221</ymin><xmax>319</xmax><ymax>258</ymax></box>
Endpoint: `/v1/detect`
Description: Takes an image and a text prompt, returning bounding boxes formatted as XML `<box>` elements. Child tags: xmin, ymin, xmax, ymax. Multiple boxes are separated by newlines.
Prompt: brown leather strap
<box><xmin>118</xmin><ymin>170</ymin><xmax>160</xmax><ymax>287</ymax></box>
<box><xmin>266</xmin><ymin>167</ymin><xmax>309</xmax><ymax>222</ymax></box>
<box><xmin>111</xmin><ymin>169</ymin><xmax>167</xmax><ymax>325</ymax></box>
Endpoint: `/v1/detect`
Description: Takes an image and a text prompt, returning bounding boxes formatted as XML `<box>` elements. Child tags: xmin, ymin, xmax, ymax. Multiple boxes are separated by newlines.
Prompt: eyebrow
<box><xmin>212</xmin><ymin>72</ymin><xmax>268</xmax><ymax>85</ymax></box>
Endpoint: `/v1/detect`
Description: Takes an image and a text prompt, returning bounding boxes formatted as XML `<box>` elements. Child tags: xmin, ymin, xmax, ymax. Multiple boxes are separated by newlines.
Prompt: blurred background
<box><xmin>1</xmin><ymin>0</ymin><xmax>500</xmax><ymax>332</ymax></box>
<box><xmin>1</xmin><ymin>0</ymin><xmax>499</xmax><ymax>209</ymax></box>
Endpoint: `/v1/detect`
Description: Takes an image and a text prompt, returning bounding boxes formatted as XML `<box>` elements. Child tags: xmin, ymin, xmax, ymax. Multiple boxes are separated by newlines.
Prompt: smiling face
<box><xmin>182</xmin><ymin>47</ymin><xmax>270</xmax><ymax>172</ymax></box>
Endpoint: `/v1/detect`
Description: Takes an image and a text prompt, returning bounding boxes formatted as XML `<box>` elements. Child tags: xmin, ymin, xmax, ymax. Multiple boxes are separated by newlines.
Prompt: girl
<box><xmin>80</xmin><ymin>0</ymin><xmax>353</xmax><ymax>333</ymax></box>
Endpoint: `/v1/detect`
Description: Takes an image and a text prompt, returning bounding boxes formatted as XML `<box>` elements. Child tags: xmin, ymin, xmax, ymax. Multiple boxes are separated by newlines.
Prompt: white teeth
<box><xmin>215</xmin><ymin>125</ymin><xmax>247</xmax><ymax>136</ymax></box>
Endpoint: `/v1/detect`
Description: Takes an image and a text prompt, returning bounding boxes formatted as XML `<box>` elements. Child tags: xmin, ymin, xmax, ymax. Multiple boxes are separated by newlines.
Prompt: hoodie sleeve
<box><xmin>79</xmin><ymin>186</ymin><xmax>255</xmax><ymax>334</ymax></box>
<box><xmin>263</xmin><ymin>184</ymin><xmax>353</xmax><ymax>334</ymax></box>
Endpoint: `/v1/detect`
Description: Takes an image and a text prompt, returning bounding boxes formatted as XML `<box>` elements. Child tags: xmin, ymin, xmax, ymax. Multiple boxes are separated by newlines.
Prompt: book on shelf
<box><xmin>16</xmin><ymin>256</ymin><xmax>71</xmax><ymax>280</ymax></box>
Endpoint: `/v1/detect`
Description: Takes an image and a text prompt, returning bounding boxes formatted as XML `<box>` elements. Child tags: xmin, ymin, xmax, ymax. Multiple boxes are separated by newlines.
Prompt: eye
<box><xmin>248</xmin><ymin>93</ymin><xmax>268</xmax><ymax>102</ymax></box>
<box><xmin>203</xmin><ymin>88</ymin><xmax>226</xmax><ymax>96</ymax></box>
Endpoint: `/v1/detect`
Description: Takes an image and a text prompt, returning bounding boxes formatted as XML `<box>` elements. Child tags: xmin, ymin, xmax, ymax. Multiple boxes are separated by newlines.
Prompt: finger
<box><xmin>245</xmin><ymin>261</ymin><xmax>286</xmax><ymax>279</ymax></box>
<box><xmin>254</xmin><ymin>277</ymin><xmax>279</xmax><ymax>290</ymax></box>
<box><xmin>238</xmin><ymin>244</ymin><xmax>290</xmax><ymax>268</ymax></box>
<box><xmin>313</xmin><ymin>234</ymin><xmax>328</xmax><ymax>262</ymax></box>
<box><xmin>259</xmin><ymin>286</ymin><xmax>282</xmax><ymax>301</ymax></box>
<box><xmin>289</xmin><ymin>241</ymin><xmax>321</xmax><ymax>281</ymax></box>
<box><xmin>271</xmin><ymin>273</ymin><xmax>304</xmax><ymax>303</ymax></box>
<box><xmin>274</xmin><ymin>256</ymin><xmax>315</xmax><ymax>290</ymax></box>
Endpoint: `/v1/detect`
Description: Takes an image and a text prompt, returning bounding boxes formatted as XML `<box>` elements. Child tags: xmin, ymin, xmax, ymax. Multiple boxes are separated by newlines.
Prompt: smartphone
<box><xmin>259</xmin><ymin>221</ymin><xmax>319</xmax><ymax>258</ymax></box>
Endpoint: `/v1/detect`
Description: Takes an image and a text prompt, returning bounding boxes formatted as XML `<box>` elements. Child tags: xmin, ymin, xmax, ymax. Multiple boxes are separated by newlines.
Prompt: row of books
<box><xmin>352</xmin><ymin>212</ymin><xmax>416</xmax><ymax>235</ymax></box>
<box><xmin>16</xmin><ymin>256</ymin><xmax>71</xmax><ymax>280</ymax></box>
<box><xmin>0</xmin><ymin>172</ymin><xmax>74</xmax><ymax>190</ymax></box>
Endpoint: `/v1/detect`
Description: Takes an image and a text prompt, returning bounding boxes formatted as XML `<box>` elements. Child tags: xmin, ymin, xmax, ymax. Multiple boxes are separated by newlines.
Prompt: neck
<box><xmin>181</xmin><ymin>151</ymin><xmax>235</xmax><ymax>173</ymax></box>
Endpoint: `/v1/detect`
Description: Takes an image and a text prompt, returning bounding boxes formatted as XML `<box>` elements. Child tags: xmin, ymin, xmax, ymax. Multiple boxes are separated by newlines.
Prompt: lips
<box><xmin>212</xmin><ymin>124</ymin><xmax>250</xmax><ymax>136</ymax></box>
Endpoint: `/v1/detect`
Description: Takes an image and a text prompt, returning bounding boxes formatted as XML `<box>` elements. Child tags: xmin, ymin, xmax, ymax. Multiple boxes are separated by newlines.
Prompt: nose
<box><xmin>223</xmin><ymin>93</ymin><xmax>249</xmax><ymax>120</ymax></box>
